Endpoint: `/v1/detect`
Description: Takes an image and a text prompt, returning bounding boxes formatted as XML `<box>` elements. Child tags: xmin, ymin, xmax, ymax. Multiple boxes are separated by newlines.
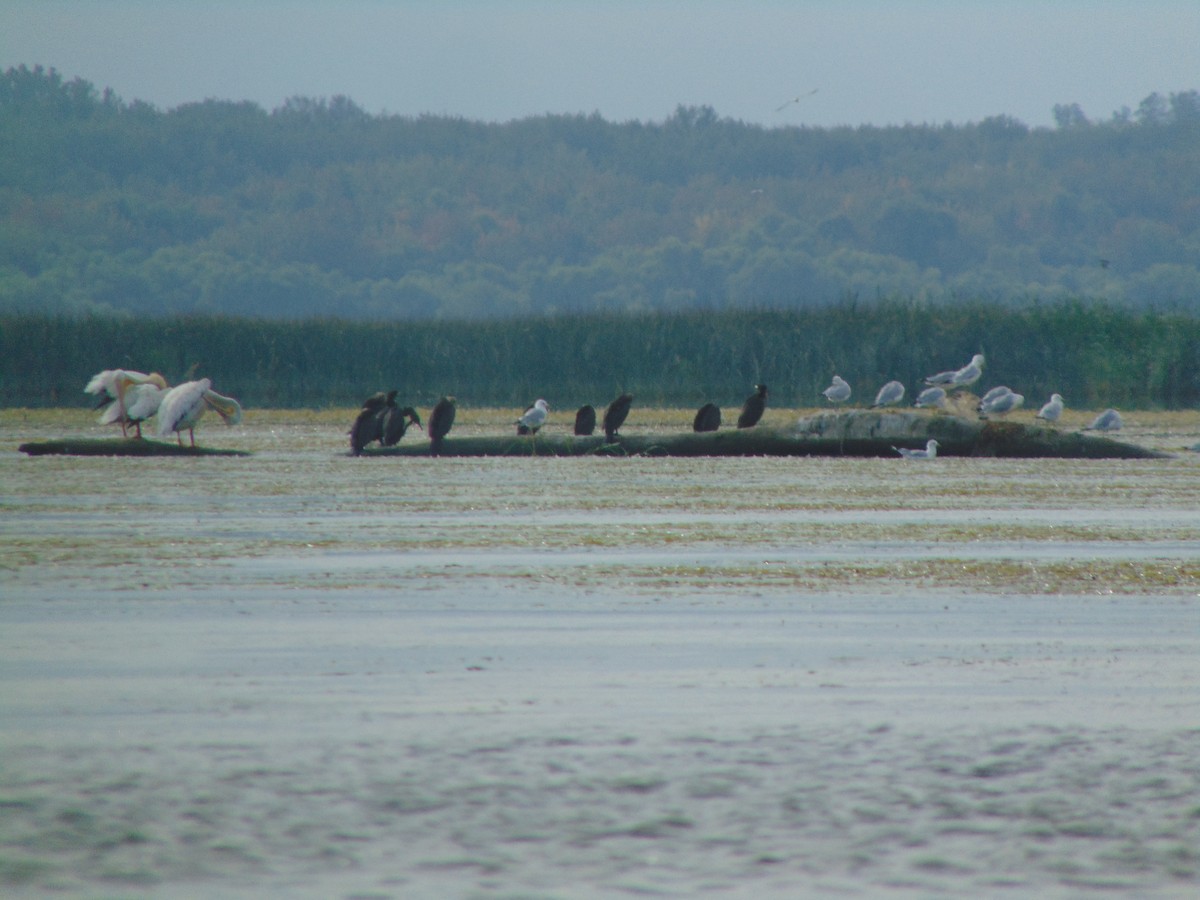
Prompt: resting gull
<box><xmin>893</xmin><ymin>439</ymin><xmax>940</xmax><ymax>460</ymax></box>
<box><xmin>871</xmin><ymin>380</ymin><xmax>905</xmax><ymax>408</ymax></box>
<box><xmin>974</xmin><ymin>386</ymin><xmax>1022</xmax><ymax>417</ymax></box>
<box><xmin>1083</xmin><ymin>408</ymin><xmax>1122</xmax><ymax>432</ymax></box>
<box><xmin>924</xmin><ymin>354</ymin><xmax>984</xmax><ymax>389</ymax></box>
<box><xmin>914</xmin><ymin>386</ymin><xmax>946</xmax><ymax>408</ymax></box>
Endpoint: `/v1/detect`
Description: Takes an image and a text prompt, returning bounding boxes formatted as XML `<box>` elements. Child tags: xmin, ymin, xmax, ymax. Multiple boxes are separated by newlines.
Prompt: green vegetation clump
<box><xmin>1</xmin><ymin>65</ymin><xmax>1199</xmax><ymax>319</ymax></box>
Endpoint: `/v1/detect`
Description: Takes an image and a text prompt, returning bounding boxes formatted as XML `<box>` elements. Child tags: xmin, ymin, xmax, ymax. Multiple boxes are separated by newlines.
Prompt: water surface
<box><xmin>2</xmin><ymin>410</ymin><xmax>1199</xmax><ymax>897</ymax></box>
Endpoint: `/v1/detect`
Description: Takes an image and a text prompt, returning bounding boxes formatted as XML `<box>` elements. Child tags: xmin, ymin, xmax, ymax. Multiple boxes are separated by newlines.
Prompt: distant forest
<box><xmin>2</xmin><ymin>64</ymin><xmax>1199</xmax><ymax>320</ymax></box>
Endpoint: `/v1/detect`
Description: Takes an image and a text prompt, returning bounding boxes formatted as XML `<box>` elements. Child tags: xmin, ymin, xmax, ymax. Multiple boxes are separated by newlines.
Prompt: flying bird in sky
<box><xmin>775</xmin><ymin>88</ymin><xmax>819</xmax><ymax>112</ymax></box>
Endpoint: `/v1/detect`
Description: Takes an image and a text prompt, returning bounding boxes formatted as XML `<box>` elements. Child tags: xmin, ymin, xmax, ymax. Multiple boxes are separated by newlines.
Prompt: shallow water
<box><xmin>2</xmin><ymin>409</ymin><xmax>1199</xmax><ymax>897</ymax></box>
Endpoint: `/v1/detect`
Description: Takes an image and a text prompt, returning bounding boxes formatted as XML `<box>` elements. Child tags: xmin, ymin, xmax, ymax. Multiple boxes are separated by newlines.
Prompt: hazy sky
<box><xmin>3</xmin><ymin>1</ymin><xmax>1197</xmax><ymax>128</ymax></box>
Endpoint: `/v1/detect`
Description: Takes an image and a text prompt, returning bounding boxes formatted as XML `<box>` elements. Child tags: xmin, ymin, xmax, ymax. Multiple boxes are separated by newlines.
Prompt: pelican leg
<box><xmin>176</xmin><ymin>431</ymin><xmax>184</xmax><ymax>447</ymax></box>
<box><xmin>189</xmin><ymin>428</ymin><xmax>196</xmax><ymax>448</ymax></box>
<box><xmin>134</xmin><ymin>422</ymin><xmax>143</xmax><ymax>439</ymax></box>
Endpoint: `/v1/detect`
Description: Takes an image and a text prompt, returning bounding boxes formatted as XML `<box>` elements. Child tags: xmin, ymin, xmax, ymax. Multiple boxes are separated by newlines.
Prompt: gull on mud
<box><xmin>893</xmin><ymin>439</ymin><xmax>940</xmax><ymax>460</ymax></box>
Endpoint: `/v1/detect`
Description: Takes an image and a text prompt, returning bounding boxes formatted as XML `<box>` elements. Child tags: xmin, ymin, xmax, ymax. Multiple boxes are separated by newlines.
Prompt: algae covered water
<box><xmin>2</xmin><ymin>410</ymin><xmax>1199</xmax><ymax>897</ymax></box>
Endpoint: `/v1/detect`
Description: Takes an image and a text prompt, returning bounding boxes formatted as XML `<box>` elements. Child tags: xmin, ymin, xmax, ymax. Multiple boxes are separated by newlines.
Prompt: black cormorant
<box><xmin>574</xmin><ymin>404</ymin><xmax>596</xmax><ymax>435</ymax></box>
<box><xmin>428</xmin><ymin>396</ymin><xmax>457</xmax><ymax>455</ymax></box>
<box><xmin>693</xmin><ymin>402</ymin><xmax>721</xmax><ymax>432</ymax></box>
<box><xmin>350</xmin><ymin>390</ymin><xmax>393</xmax><ymax>455</ymax></box>
<box><xmin>381</xmin><ymin>401</ymin><xmax>422</xmax><ymax>446</ymax></box>
<box><xmin>603</xmin><ymin>393</ymin><xmax>633</xmax><ymax>442</ymax></box>
<box><xmin>737</xmin><ymin>384</ymin><xmax>768</xmax><ymax>429</ymax></box>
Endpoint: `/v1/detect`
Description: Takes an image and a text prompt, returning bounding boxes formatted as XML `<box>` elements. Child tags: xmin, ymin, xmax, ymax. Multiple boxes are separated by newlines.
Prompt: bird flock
<box><xmin>84</xmin><ymin>353</ymin><xmax>1126</xmax><ymax>457</ymax></box>
<box><xmin>85</xmin><ymin>370</ymin><xmax>242</xmax><ymax>447</ymax></box>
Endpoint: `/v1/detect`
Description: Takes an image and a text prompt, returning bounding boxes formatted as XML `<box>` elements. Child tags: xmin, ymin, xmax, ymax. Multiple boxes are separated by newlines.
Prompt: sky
<box><xmin>2</xmin><ymin>1</ymin><xmax>1197</xmax><ymax>129</ymax></box>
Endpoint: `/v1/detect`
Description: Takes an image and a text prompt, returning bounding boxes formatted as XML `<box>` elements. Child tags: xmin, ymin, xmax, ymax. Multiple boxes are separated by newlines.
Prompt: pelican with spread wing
<box><xmin>85</xmin><ymin>369</ymin><xmax>169</xmax><ymax>437</ymax></box>
<box><xmin>156</xmin><ymin>378</ymin><xmax>243</xmax><ymax>447</ymax></box>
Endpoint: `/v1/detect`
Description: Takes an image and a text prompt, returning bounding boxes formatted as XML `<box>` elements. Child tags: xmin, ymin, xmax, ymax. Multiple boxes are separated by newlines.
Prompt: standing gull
<box><xmin>822</xmin><ymin>375</ymin><xmax>852</xmax><ymax>405</ymax></box>
<box><xmin>871</xmin><ymin>380</ymin><xmax>905</xmax><ymax>408</ymax></box>
<box><xmin>893</xmin><ymin>439</ymin><xmax>940</xmax><ymax>460</ymax></box>
<box><xmin>516</xmin><ymin>398</ymin><xmax>550</xmax><ymax>435</ymax></box>
<box><xmin>1036</xmin><ymin>393</ymin><xmax>1065</xmax><ymax>423</ymax></box>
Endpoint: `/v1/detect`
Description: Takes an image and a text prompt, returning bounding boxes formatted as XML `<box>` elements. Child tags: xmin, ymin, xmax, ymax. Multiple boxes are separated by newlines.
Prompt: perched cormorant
<box><xmin>380</xmin><ymin>401</ymin><xmax>422</xmax><ymax>446</ymax></box>
<box><xmin>350</xmin><ymin>390</ymin><xmax>393</xmax><ymax>455</ymax></box>
<box><xmin>603</xmin><ymin>393</ymin><xmax>633</xmax><ymax>442</ymax></box>
<box><xmin>516</xmin><ymin>398</ymin><xmax>550</xmax><ymax>435</ymax></box>
<box><xmin>574</xmin><ymin>404</ymin><xmax>596</xmax><ymax>436</ymax></box>
<box><xmin>428</xmin><ymin>396</ymin><xmax>457</xmax><ymax>454</ymax></box>
<box><xmin>693</xmin><ymin>402</ymin><xmax>721</xmax><ymax>432</ymax></box>
<box><xmin>737</xmin><ymin>384</ymin><xmax>767</xmax><ymax>429</ymax></box>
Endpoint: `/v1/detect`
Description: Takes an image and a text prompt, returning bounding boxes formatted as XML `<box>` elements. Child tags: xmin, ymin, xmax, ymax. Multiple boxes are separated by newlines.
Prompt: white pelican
<box><xmin>85</xmin><ymin>369</ymin><xmax>169</xmax><ymax>437</ymax></box>
<box><xmin>914</xmin><ymin>386</ymin><xmax>946</xmax><ymax>408</ymax></box>
<box><xmin>1036</xmin><ymin>393</ymin><xmax>1065</xmax><ymax>423</ymax></box>
<box><xmin>924</xmin><ymin>354</ymin><xmax>984</xmax><ymax>389</ymax></box>
<box><xmin>871</xmin><ymin>380</ymin><xmax>905</xmax><ymax>408</ymax></box>
<box><xmin>893</xmin><ymin>439</ymin><xmax>940</xmax><ymax>460</ymax></box>
<box><xmin>979</xmin><ymin>389</ymin><xmax>1024</xmax><ymax>418</ymax></box>
<box><xmin>736</xmin><ymin>385</ymin><xmax>766</xmax><ymax>429</ymax></box>
<box><xmin>516</xmin><ymin>398</ymin><xmax>550</xmax><ymax>435</ymax></box>
<box><xmin>822</xmin><ymin>375</ymin><xmax>851</xmax><ymax>404</ymax></box>
<box><xmin>156</xmin><ymin>379</ymin><xmax>243</xmax><ymax>447</ymax></box>
<box><xmin>1084</xmin><ymin>408</ymin><xmax>1122</xmax><ymax>432</ymax></box>
<box><xmin>100</xmin><ymin>380</ymin><xmax>169</xmax><ymax>438</ymax></box>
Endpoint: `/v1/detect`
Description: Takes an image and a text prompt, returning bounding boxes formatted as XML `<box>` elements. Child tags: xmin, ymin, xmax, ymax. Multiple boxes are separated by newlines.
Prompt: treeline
<box><xmin>2</xmin><ymin>65</ymin><xmax>1199</xmax><ymax>319</ymax></box>
<box><xmin>3</xmin><ymin>301</ymin><xmax>1197</xmax><ymax>410</ymax></box>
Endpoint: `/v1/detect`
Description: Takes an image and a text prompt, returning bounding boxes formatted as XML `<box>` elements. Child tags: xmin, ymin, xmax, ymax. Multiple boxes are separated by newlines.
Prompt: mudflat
<box><xmin>2</xmin><ymin>408</ymin><xmax>1198</xmax><ymax>897</ymax></box>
